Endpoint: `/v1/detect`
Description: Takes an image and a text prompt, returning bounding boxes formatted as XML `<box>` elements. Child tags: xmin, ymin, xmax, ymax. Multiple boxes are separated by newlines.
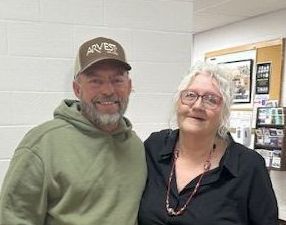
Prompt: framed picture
<box><xmin>220</xmin><ymin>59</ymin><xmax>253</xmax><ymax>104</ymax></box>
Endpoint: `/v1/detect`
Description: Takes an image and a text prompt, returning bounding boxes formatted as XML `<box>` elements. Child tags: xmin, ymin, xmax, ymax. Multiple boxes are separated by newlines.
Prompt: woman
<box><xmin>138</xmin><ymin>62</ymin><xmax>278</xmax><ymax>225</ymax></box>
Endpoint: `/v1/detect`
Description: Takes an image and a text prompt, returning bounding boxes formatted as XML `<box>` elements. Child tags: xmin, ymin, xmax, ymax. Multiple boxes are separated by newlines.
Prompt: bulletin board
<box><xmin>205</xmin><ymin>38</ymin><xmax>284</xmax><ymax>138</ymax></box>
<box><xmin>256</xmin><ymin>44</ymin><xmax>284</xmax><ymax>101</ymax></box>
<box><xmin>205</xmin><ymin>38</ymin><xmax>284</xmax><ymax>103</ymax></box>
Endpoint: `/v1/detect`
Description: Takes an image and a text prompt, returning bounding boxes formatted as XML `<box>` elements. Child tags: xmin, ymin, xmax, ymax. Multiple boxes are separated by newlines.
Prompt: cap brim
<box><xmin>81</xmin><ymin>58</ymin><xmax>131</xmax><ymax>73</ymax></box>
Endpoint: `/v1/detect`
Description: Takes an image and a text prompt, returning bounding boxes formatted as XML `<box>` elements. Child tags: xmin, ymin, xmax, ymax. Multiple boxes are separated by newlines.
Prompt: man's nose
<box><xmin>101</xmin><ymin>80</ymin><xmax>115</xmax><ymax>95</ymax></box>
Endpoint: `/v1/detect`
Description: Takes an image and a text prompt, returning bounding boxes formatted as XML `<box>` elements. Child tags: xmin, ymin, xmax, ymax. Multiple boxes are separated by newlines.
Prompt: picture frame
<box><xmin>220</xmin><ymin>59</ymin><xmax>253</xmax><ymax>104</ymax></box>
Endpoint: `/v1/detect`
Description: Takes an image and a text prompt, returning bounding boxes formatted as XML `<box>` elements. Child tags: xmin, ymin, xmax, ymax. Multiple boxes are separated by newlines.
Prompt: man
<box><xmin>0</xmin><ymin>37</ymin><xmax>147</xmax><ymax>225</ymax></box>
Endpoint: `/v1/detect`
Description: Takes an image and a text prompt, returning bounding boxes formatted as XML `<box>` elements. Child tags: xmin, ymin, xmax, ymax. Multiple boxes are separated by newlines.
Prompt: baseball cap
<box><xmin>74</xmin><ymin>37</ymin><xmax>131</xmax><ymax>78</ymax></box>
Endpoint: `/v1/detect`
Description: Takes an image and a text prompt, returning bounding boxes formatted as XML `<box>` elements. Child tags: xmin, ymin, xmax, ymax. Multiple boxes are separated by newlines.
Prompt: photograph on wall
<box><xmin>220</xmin><ymin>59</ymin><xmax>253</xmax><ymax>103</ymax></box>
<box><xmin>255</xmin><ymin>62</ymin><xmax>271</xmax><ymax>94</ymax></box>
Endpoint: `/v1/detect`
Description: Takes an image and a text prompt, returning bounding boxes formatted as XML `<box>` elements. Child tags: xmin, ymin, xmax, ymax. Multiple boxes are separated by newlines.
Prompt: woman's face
<box><xmin>177</xmin><ymin>72</ymin><xmax>223</xmax><ymax>137</ymax></box>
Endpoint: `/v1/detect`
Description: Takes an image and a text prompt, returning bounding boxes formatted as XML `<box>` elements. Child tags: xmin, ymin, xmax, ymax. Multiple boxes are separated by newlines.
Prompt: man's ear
<box><xmin>128</xmin><ymin>79</ymin><xmax>132</xmax><ymax>95</ymax></box>
<box><xmin>73</xmin><ymin>80</ymin><xmax>81</xmax><ymax>98</ymax></box>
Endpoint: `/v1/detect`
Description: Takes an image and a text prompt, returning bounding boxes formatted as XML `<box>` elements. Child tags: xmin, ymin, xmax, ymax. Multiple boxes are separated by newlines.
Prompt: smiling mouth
<box><xmin>95</xmin><ymin>100</ymin><xmax>120</xmax><ymax>105</ymax></box>
<box><xmin>190</xmin><ymin>116</ymin><xmax>205</xmax><ymax>121</ymax></box>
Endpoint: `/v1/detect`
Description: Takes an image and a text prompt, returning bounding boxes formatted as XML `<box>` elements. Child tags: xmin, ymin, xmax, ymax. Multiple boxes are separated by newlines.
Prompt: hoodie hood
<box><xmin>53</xmin><ymin>99</ymin><xmax>133</xmax><ymax>139</ymax></box>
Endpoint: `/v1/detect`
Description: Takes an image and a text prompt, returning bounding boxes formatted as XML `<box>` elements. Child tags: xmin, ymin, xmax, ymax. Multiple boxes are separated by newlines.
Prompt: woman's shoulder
<box><xmin>229</xmin><ymin>141</ymin><xmax>266</xmax><ymax>168</ymax></box>
<box><xmin>144</xmin><ymin>129</ymin><xmax>176</xmax><ymax>144</ymax></box>
<box><xmin>144</xmin><ymin>129</ymin><xmax>178</xmax><ymax>155</ymax></box>
<box><xmin>146</xmin><ymin>129</ymin><xmax>172</xmax><ymax>139</ymax></box>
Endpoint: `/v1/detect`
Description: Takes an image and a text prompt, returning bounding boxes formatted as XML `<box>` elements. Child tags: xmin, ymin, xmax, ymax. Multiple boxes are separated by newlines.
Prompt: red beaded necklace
<box><xmin>166</xmin><ymin>143</ymin><xmax>216</xmax><ymax>216</ymax></box>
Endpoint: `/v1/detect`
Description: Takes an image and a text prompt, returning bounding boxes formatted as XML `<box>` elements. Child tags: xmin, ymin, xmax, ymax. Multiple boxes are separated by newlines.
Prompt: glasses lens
<box><xmin>181</xmin><ymin>90</ymin><xmax>198</xmax><ymax>105</ymax></box>
<box><xmin>202</xmin><ymin>95</ymin><xmax>221</xmax><ymax>109</ymax></box>
<box><xmin>181</xmin><ymin>90</ymin><xmax>221</xmax><ymax>109</ymax></box>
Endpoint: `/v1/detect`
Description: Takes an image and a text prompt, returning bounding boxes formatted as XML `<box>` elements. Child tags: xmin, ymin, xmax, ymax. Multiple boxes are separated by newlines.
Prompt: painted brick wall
<box><xmin>0</xmin><ymin>0</ymin><xmax>194</xmax><ymax>187</ymax></box>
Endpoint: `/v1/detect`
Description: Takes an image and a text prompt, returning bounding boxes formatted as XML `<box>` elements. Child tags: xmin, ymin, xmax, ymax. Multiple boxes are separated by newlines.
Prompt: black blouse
<box><xmin>138</xmin><ymin>129</ymin><xmax>278</xmax><ymax>225</ymax></box>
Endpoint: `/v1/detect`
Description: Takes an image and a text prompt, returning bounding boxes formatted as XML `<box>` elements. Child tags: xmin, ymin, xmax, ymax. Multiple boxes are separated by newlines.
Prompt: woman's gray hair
<box><xmin>171</xmin><ymin>61</ymin><xmax>234</xmax><ymax>140</ymax></box>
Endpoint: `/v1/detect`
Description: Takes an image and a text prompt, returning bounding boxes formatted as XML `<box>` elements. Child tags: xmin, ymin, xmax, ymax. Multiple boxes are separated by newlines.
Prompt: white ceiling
<box><xmin>194</xmin><ymin>0</ymin><xmax>286</xmax><ymax>33</ymax></box>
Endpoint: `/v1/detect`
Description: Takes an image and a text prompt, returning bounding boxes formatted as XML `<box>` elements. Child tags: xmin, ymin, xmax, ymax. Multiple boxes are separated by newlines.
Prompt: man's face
<box><xmin>73</xmin><ymin>62</ymin><xmax>132</xmax><ymax>130</ymax></box>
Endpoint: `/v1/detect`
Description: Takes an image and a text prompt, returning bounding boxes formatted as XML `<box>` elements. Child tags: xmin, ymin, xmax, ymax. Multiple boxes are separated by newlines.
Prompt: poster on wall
<box><xmin>220</xmin><ymin>59</ymin><xmax>253</xmax><ymax>104</ymax></box>
<box><xmin>229</xmin><ymin>110</ymin><xmax>254</xmax><ymax>148</ymax></box>
<box><xmin>255</xmin><ymin>62</ymin><xmax>271</xmax><ymax>94</ymax></box>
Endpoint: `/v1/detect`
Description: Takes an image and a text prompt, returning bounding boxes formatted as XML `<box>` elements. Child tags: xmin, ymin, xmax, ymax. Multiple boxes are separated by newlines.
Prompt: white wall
<box><xmin>0</xmin><ymin>0</ymin><xmax>194</xmax><ymax>187</ymax></box>
<box><xmin>193</xmin><ymin>8</ymin><xmax>286</xmax><ymax>105</ymax></box>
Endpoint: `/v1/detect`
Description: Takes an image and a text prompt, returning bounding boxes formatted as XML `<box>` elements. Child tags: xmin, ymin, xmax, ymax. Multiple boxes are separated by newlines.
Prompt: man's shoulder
<box><xmin>17</xmin><ymin>118</ymin><xmax>70</xmax><ymax>150</ymax></box>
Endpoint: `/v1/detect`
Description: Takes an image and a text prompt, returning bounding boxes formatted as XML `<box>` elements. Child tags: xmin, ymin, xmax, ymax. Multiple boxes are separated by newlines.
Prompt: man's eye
<box><xmin>113</xmin><ymin>78</ymin><xmax>124</xmax><ymax>83</ymax></box>
<box><xmin>90</xmin><ymin>79</ymin><xmax>103</xmax><ymax>85</ymax></box>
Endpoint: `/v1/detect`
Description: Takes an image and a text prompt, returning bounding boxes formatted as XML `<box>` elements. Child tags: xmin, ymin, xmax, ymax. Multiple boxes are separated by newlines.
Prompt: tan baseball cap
<box><xmin>74</xmin><ymin>37</ymin><xmax>131</xmax><ymax>78</ymax></box>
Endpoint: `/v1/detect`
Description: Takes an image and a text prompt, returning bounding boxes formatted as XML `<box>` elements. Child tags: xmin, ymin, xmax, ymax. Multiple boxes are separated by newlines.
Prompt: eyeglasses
<box><xmin>180</xmin><ymin>89</ymin><xmax>222</xmax><ymax>110</ymax></box>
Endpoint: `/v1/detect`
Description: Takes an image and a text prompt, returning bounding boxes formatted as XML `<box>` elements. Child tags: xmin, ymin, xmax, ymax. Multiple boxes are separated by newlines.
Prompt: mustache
<box><xmin>92</xmin><ymin>96</ymin><xmax>121</xmax><ymax>104</ymax></box>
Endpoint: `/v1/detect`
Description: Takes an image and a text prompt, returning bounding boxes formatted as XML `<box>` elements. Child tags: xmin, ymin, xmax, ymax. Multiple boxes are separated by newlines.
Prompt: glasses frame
<box><xmin>180</xmin><ymin>89</ymin><xmax>222</xmax><ymax>110</ymax></box>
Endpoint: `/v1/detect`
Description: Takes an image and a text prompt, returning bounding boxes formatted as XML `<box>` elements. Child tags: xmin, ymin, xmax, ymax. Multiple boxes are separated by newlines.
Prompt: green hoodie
<box><xmin>0</xmin><ymin>99</ymin><xmax>147</xmax><ymax>225</ymax></box>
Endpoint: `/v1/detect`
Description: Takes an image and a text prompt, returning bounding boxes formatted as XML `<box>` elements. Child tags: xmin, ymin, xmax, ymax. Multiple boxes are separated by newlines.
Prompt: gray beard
<box><xmin>80</xmin><ymin>97</ymin><xmax>128</xmax><ymax>128</ymax></box>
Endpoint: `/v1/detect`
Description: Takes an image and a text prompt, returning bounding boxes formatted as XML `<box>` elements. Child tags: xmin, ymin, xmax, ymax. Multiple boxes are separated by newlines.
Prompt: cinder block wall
<box><xmin>0</xmin><ymin>0</ymin><xmax>193</xmax><ymax>186</ymax></box>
